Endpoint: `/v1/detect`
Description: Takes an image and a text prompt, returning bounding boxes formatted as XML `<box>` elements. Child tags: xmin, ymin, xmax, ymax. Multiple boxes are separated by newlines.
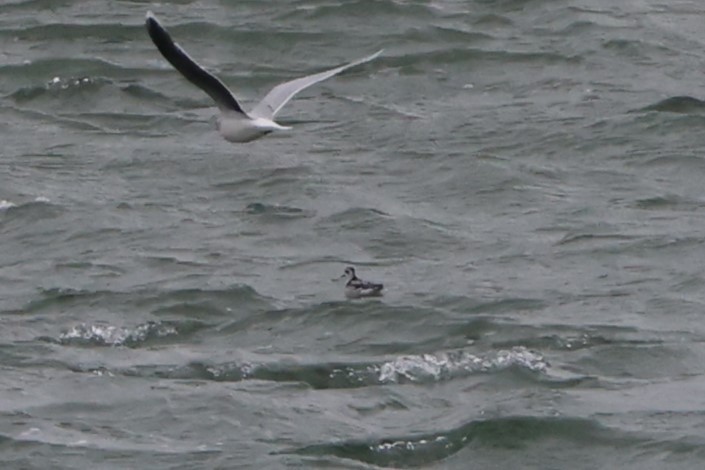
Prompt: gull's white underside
<box><xmin>217</xmin><ymin>113</ymin><xmax>291</xmax><ymax>143</ymax></box>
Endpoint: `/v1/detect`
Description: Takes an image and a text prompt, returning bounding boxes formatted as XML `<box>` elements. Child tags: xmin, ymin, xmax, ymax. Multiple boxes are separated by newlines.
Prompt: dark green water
<box><xmin>2</xmin><ymin>0</ymin><xmax>705</xmax><ymax>468</ymax></box>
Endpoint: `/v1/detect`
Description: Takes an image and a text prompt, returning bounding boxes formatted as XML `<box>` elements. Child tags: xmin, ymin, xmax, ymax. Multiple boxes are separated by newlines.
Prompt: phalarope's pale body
<box><xmin>145</xmin><ymin>11</ymin><xmax>382</xmax><ymax>143</ymax></box>
<box><xmin>342</xmin><ymin>267</ymin><xmax>383</xmax><ymax>299</ymax></box>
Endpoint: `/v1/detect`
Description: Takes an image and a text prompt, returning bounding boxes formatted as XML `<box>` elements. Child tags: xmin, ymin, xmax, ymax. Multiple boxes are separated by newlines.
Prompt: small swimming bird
<box><xmin>145</xmin><ymin>11</ymin><xmax>382</xmax><ymax>143</ymax></box>
<box><xmin>342</xmin><ymin>266</ymin><xmax>383</xmax><ymax>298</ymax></box>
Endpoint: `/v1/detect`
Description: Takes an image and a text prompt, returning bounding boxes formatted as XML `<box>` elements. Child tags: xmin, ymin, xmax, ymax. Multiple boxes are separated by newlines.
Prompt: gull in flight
<box><xmin>145</xmin><ymin>11</ymin><xmax>382</xmax><ymax>143</ymax></box>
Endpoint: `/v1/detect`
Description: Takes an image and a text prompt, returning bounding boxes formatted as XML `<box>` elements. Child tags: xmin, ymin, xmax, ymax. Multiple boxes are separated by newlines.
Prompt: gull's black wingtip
<box><xmin>145</xmin><ymin>11</ymin><xmax>162</xmax><ymax>38</ymax></box>
<box><xmin>145</xmin><ymin>11</ymin><xmax>160</xmax><ymax>31</ymax></box>
<box><xmin>142</xmin><ymin>9</ymin><xmax>247</xmax><ymax>115</ymax></box>
<box><xmin>144</xmin><ymin>10</ymin><xmax>174</xmax><ymax>55</ymax></box>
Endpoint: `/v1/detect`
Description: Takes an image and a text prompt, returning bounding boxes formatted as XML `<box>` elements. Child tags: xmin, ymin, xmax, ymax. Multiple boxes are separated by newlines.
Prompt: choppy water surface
<box><xmin>3</xmin><ymin>0</ymin><xmax>705</xmax><ymax>468</ymax></box>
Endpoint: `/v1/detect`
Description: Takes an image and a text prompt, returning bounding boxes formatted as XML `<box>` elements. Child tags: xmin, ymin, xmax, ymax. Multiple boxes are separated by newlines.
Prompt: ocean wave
<box><xmin>25</xmin><ymin>285</ymin><xmax>270</xmax><ymax>318</ymax></box>
<box><xmin>639</xmin><ymin>96</ymin><xmax>705</xmax><ymax>114</ymax></box>
<box><xmin>9</xmin><ymin>76</ymin><xmax>106</xmax><ymax>103</ymax></box>
<box><xmin>0</xmin><ymin>199</ymin><xmax>17</xmax><ymax>210</ymax></box>
<box><xmin>375</xmin><ymin>346</ymin><xmax>547</xmax><ymax>383</ymax></box>
<box><xmin>288</xmin><ymin>416</ymin><xmax>628</xmax><ymax>468</ymax></box>
<box><xmin>1</xmin><ymin>57</ymin><xmax>136</xmax><ymax>80</ymax></box>
<box><xmin>52</xmin><ymin>320</ymin><xmax>205</xmax><ymax>347</ymax></box>
<box><xmin>106</xmin><ymin>346</ymin><xmax>547</xmax><ymax>389</ymax></box>
<box><xmin>0</xmin><ymin>197</ymin><xmax>60</xmax><ymax>222</ymax></box>
<box><xmin>244</xmin><ymin>202</ymin><xmax>316</xmax><ymax>221</ymax></box>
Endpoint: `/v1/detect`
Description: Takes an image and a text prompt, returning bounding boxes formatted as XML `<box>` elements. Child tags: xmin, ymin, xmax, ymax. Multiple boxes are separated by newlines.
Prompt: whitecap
<box><xmin>0</xmin><ymin>200</ymin><xmax>17</xmax><ymax>210</ymax></box>
<box><xmin>376</xmin><ymin>346</ymin><xmax>547</xmax><ymax>383</ymax></box>
<box><xmin>59</xmin><ymin>321</ymin><xmax>177</xmax><ymax>347</ymax></box>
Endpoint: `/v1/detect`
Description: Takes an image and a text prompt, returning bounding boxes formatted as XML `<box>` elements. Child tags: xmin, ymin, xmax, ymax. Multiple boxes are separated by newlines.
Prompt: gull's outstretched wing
<box><xmin>145</xmin><ymin>11</ymin><xmax>246</xmax><ymax>114</ymax></box>
<box><xmin>249</xmin><ymin>49</ymin><xmax>383</xmax><ymax>119</ymax></box>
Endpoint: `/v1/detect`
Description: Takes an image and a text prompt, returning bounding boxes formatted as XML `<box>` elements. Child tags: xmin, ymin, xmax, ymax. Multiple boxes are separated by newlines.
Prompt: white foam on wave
<box><xmin>0</xmin><ymin>198</ymin><xmax>50</xmax><ymax>211</ymax></box>
<box><xmin>47</xmin><ymin>76</ymin><xmax>93</xmax><ymax>90</ymax></box>
<box><xmin>61</xmin><ymin>324</ymin><xmax>128</xmax><ymax>345</ymax></box>
<box><xmin>376</xmin><ymin>346</ymin><xmax>547</xmax><ymax>383</ymax></box>
<box><xmin>373</xmin><ymin>435</ymin><xmax>449</xmax><ymax>453</ymax></box>
<box><xmin>0</xmin><ymin>200</ymin><xmax>17</xmax><ymax>210</ymax></box>
<box><xmin>60</xmin><ymin>321</ymin><xmax>177</xmax><ymax>346</ymax></box>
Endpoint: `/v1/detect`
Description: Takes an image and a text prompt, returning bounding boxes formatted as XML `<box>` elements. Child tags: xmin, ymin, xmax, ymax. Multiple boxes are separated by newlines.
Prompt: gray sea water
<box><xmin>3</xmin><ymin>0</ymin><xmax>705</xmax><ymax>468</ymax></box>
